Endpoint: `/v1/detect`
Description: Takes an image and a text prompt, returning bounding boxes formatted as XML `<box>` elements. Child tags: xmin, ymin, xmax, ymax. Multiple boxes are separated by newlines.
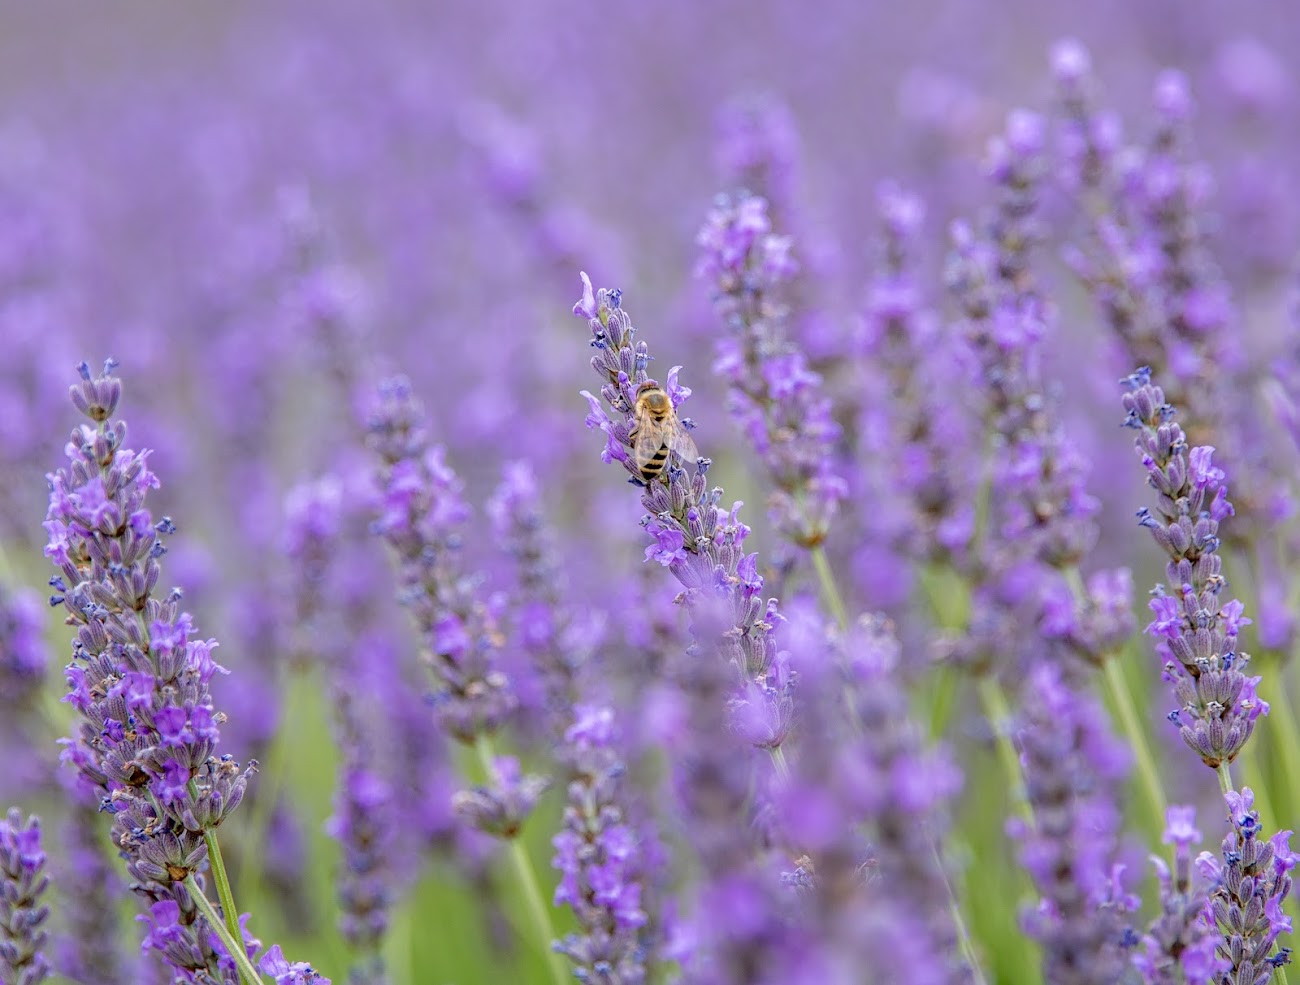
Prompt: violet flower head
<box><xmin>1013</xmin><ymin>661</ymin><xmax>1135</xmax><ymax>984</ymax></box>
<box><xmin>44</xmin><ymin>360</ymin><xmax>262</xmax><ymax>980</ymax></box>
<box><xmin>858</xmin><ymin>183</ymin><xmax>971</xmax><ymax>563</ymax></box>
<box><xmin>777</xmin><ymin>608</ymin><xmax>970</xmax><ymax>985</ymax></box>
<box><xmin>365</xmin><ymin>376</ymin><xmax>516</xmax><ymax>744</ymax></box>
<box><xmin>551</xmin><ymin>705</ymin><xmax>650</xmax><ymax>985</ymax></box>
<box><xmin>695</xmin><ymin>192</ymin><xmax>846</xmax><ymax>550</ymax></box>
<box><xmin>325</xmin><ymin>683</ymin><xmax>394</xmax><ymax>985</ymax></box>
<box><xmin>487</xmin><ymin>460</ymin><xmax>601</xmax><ymax>728</ymax></box>
<box><xmin>1122</xmin><ymin>367</ymin><xmax>1265</xmax><ymax>768</ymax></box>
<box><xmin>1134</xmin><ymin>806</ymin><xmax>1227</xmax><ymax>985</ymax></box>
<box><xmin>0</xmin><ymin>809</ymin><xmax>51</xmax><ymax>985</ymax></box>
<box><xmin>1196</xmin><ymin>788</ymin><xmax>1295</xmax><ymax>981</ymax></box>
<box><xmin>258</xmin><ymin>944</ymin><xmax>331</xmax><ymax>985</ymax></box>
<box><xmin>0</xmin><ymin>586</ymin><xmax>46</xmax><ymax>711</ymax></box>
<box><xmin>55</xmin><ymin>796</ymin><xmax>128</xmax><ymax>985</ymax></box>
<box><xmin>575</xmin><ymin>273</ymin><xmax>787</xmax><ymax>745</ymax></box>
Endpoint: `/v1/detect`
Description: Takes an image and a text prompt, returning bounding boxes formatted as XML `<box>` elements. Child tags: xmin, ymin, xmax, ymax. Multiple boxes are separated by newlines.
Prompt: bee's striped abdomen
<box><xmin>639</xmin><ymin>441</ymin><xmax>670</xmax><ymax>479</ymax></box>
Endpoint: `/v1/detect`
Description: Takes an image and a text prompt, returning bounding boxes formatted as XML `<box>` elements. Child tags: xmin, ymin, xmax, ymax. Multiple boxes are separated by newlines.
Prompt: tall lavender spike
<box><xmin>365</xmin><ymin>378</ymin><xmax>547</xmax><ymax>840</ymax></box>
<box><xmin>55</xmin><ymin>795</ymin><xmax>128</xmax><ymax>985</ymax></box>
<box><xmin>365</xmin><ymin>377</ymin><xmax>517</xmax><ymax>745</ymax></box>
<box><xmin>857</xmin><ymin>183</ymin><xmax>976</xmax><ymax>569</ymax></box>
<box><xmin>695</xmin><ymin>192</ymin><xmax>846</xmax><ymax>552</ymax></box>
<box><xmin>1121</xmin><ymin>367</ymin><xmax>1266</xmax><ymax>768</ymax></box>
<box><xmin>1012</xmin><ymin>662</ymin><xmax>1135</xmax><ymax>983</ymax></box>
<box><xmin>1133</xmin><ymin>807</ymin><xmax>1227</xmax><ymax>984</ymax></box>
<box><xmin>1196</xmin><ymin>789</ymin><xmax>1295</xmax><ymax>981</ymax></box>
<box><xmin>574</xmin><ymin>273</ymin><xmax>791</xmax><ymax>754</ymax></box>
<box><xmin>0</xmin><ymin>809</ymin><xmax>51</xmax><ymax>985</ymax></box>
<box><xmin>777</xmin><ymin>607</ymin><xmax>971</xmax><ymax>985</ymax></box>
<box><xmin>43</xmin><ymin>359</ymin><xmax>317</xmax><ymax>981</ymax></box>
<box><xmin>551</xmin><ymin>706</ymin><xmax>652</xmax><ymax>985</ymax></box>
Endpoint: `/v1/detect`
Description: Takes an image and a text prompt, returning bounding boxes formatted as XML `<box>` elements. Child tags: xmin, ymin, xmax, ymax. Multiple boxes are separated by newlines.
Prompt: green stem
<box><xmin>930</xmin><ymin>840</ymin><xmax>988</xmax><ymax>985</ymax></box>
<box><xmin>184</xmin><ymin>874</ymin><xmax>265</xmax><ymax>985</ymax></box>
<box><xmin>473</xmin><ymin>735</ymin><xmax>568</xmax><ymax>985</ymax></box>
<box><xmin>976</xmin><ymin>676</ymin><xmax>1030</xmax><ymax>821</ymax></box>
<box><xmin>927</xmin><ymin>664</ymin><xmax>960</xmax><ymax>741</ymax></box>
<box><xmin>1216</xmin><ymin>762</ymin><xmax>1234</xmax><ymax>797</ymax></box>
<box><xmin>239</xmin><ymin>672</ymin><xmax>305</xmax><ymax>888</ymax></box>
<box><xmin>809</xmin><ymin>546</ymin><xmax>849</xmax><ymax>630</ymax></box>
<box><xmin>202</xmin><ymin>827</ymin><xmax>246</xmax><ymax>954</ymax></box>
<box><xmin>1101</xmin><ymin>658</ymin><xmax>1167</xmax><ymax>833</ymax></box>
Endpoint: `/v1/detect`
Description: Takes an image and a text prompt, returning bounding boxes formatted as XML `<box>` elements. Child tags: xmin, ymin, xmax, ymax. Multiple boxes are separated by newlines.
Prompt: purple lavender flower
<box><xmin>695</xmin><ymin>192</ymin><xmax>846</xmax><ymax>551</ymax></box>
<box><xmin>487</xmin><ymin>460</ymin><xmax>599</xmax><ymax>729</ymax></box>
<box><xmin>365</xmin><ymin>376</ymin><xmax>516</xmax><ymax>745</ymax></box>
<box><xmin>551</xmin><ymin>705</ymin><xmax>650</xmax><ymax>985</ymax></box>
<box><xmin>44</xmin><ymin>359</ymin><xmax>311</xmax><ymax>981</ymax></box>
<box><xmin>1121</xmin><ymin>367</ymin><xmax>1266</xmax><ymax>768</ymax></box>
<box><xmin>1133</xmin><ymin>806</ymin><xmax>1228</xmax><ymax>985</ymax></box>
<box><xmin>55</xmin><ymin>796</ymin><xmax>129</xmax><ymax>985</ymax></box>
<box><xmin>1196</xmin><ymin>788</ymin><xmax>1295</xmax><ymax>981</ymax></box>
<box><xmin>325</xmin><ymin>683</ymin><xmax>394</xmax><ymax>985</ymax></box>
<box><xmin>1012</xmin><ymin>661</ymin><xmax>1135</xmax><ymax>984</ymax></box>
<box><xmin>0</xmin><ymin>809</ymin><xmax>51</xmax><ymax>985</ymax></box>
<box><xmin>777</xmin><ymin>608</ymin><xmax>970</xmax><ymax>985</ymax></box>
<box><xmin>258</xmin><ymin>944</ymin><xmax>331</xmax><ymax>984</ymax></box>
<box><xmin>575</xmin><ymin>273</ymin><xmax>783</xmax><ymax>691</ymax></box>
<box><xmin>0</xmin><ymin>587</ymin><xmax>46</xmax><ymax>711</ymax></box>
<box><xmin>856</xmin><ymin>183</ymin><xmax>976</xmax><ymax>569</ymax></box>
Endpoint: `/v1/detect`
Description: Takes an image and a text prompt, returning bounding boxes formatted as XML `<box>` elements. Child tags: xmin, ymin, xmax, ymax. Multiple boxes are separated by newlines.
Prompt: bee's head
<box><xmin>636</xmin><ymin>382</ymin><xmax>671</xmax><ymax>413</ymax></box>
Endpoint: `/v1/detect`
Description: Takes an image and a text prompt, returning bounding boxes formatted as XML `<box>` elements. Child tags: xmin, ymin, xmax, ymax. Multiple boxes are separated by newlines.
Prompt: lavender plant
<box><xmin>43</xmin><ymin>360</ymin><xmax>324</xmax><ymax>984</ymax></box>
<box><xmin>0</xmin><ymin>809</ymin><xmax>50</xmax><ymax>985</ymax></box>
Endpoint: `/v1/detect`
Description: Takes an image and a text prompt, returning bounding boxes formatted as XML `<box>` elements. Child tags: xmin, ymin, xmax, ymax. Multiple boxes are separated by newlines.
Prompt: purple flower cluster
<box><xmin>43</xmin><ymin>360</ymin><xmax>321</xmax><ymax>983</ymax></box>
<box><xmin>1133</xmin><ymin>807</ymin><xmax>1226</xmax><ymax>984</ymax></box>
<box><xmin>1122</xmin><ymin>367</ymin><xmax>1266</xmax><ymax>767</ymax></box>
<box><xmin>1012</xmin><ymin>662</ymin><xmax>1134</xmax><ymax>982</ymax></box>
<box><xmin>0</xmin><ymin>809</ymin><xmax>50</xmax><ymax>985</ymax></box>
<box><xmin>576</xmin><ymin>274</ymin><xmax>789</xmax><ymax>742</ymax></box>
<box><xmin>695</xmin><ymin>192</ymin><xmax>846</xmax><ymax>550</ymax></box>
<box><xmin>1198</xmin><ymin>789</ymin><xmax>1295</xmax><ymax>981</ymax></box>
<box><xmin>366</xmin><ymin>377</ymin><xmax>517</xmax><ymax>745</ymax></box>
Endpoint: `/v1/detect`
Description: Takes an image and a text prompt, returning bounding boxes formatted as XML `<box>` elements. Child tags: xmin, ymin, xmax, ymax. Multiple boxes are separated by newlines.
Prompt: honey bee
<box><xmin>628</xmin><ymin>382</ymin><xmax>699</xmax><ymax>482</ymax></box>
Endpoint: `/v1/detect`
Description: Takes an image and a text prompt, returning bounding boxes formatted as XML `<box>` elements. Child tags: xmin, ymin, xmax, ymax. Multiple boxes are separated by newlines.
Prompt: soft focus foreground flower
<box><xmin>0</xmin><ymin>809</ymin><xmax>51</xmax><ymax>985</ymax></box>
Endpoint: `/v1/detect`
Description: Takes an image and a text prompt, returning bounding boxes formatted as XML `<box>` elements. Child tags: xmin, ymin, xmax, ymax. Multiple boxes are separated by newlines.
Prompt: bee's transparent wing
<box><xmin>669</xmin><ymin>425</ymin><xmax>699</xmax><ymax>467</ymax></box>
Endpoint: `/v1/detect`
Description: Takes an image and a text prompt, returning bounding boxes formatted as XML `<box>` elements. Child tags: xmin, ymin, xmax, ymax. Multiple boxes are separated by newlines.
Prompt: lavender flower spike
<box><xmin>1133</xmin><ymin>806</ymin><xmax>1227</xmax><ymax>984</ymax></box>
<box><xmin>551</xmin><ymin>706</ymin><xmax>649</xmax><ymax>985</ymax></box>
<box><xmin>0</xmin><ymin>809</ymin><xmax>51</xmax><ymax>985</ymax></box>
<box><xmin>1121</xmin><ymin>367</ymin><xmax>1266</xmax><ymax>768</ymax></box>
<box><xmin>695</xmin><ymin>192</ymin><xmax>846</xmax><ymax>550</ymax></box>
<box><xmin>44</xmin><ymin>360</ymin><xmax>310</xmax><ymax>982</ymax></box>
<box><xmin>574</xmin><ymin>273</ymin><xmax>788</xmax><ymax>743</ymax></box>
<box><xmin>1196</xmin><ymin>788</ymin><xmax>1295</xmax><ymax>981</ymax></box>
<box><xmin>1013</xmin><ymin>662</ymin><xmax>1135</xmax><ymax>984</ymax></box>
<box><xmin>366</xmin><ymin>376</ymin><xmax>516</xmax><ymax>744</ymax></box>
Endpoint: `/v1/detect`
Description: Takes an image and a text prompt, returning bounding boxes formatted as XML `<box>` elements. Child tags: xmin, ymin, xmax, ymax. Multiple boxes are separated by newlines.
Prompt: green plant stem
<box><xmin>976</xmin><ymin>676</ymin><xmax>1030</xmax><ymax>821</ymax></box>
<box><xmin>810</xmin><ymin>545</ymin><xmax>848</xmax><ymax>629</ymax></box>
<box><xmin>1100</xmin><ymin>658</ymin><xmax>1167</xmax><ymax>832</ymax></box>
<box><xmin>930</xmin><ymin>840</ymin><xmax>988</xmax><ymax>985</ymax></box>
<box><xmin>201</xmin><ymin>826</ymin><xmax>245</xmax><ymax>954</ymax></box>
<box><xmin>928</xmin><ymin>664</ymin><xmax>960</xmax><ymax>741</ymax></box>
<box><xmin>184</xmin><ymin>874</ymin><xmax>265</xmax><ymax>985</ymax></box>
<box><xmin>239</xmin><ymin>672</ymin><xmax>305</xmax><ymax>889</ymax></box>
<box><xmin>1217</xmin><ymin>762</ymin><xmax>1234</xmax><ymax>797</ymax></box>
<box><xmin>473</xmin><ymin>735</ymin><xmax>568</xmax><ymax>985</ymax></box>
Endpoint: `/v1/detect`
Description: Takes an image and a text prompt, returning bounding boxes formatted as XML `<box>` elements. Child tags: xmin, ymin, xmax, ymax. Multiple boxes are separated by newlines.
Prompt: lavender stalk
<box><xmin>0</xmin><ymin>810</ymin><xmax>50</xmax><ymax>985</ymax></box>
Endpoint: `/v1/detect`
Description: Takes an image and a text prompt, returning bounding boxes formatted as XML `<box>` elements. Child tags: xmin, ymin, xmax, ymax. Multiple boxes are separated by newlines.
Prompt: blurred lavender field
<box><xmin>4</xmin><ymin>2</ymin><xmax>1300</xmax><ymax>983</ymax></box>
